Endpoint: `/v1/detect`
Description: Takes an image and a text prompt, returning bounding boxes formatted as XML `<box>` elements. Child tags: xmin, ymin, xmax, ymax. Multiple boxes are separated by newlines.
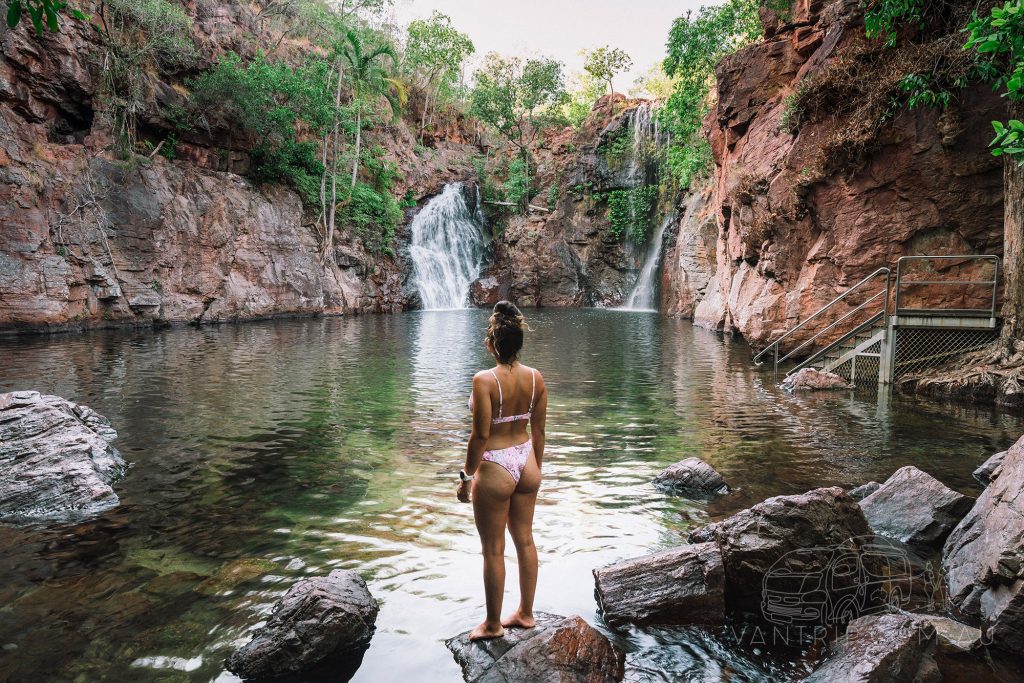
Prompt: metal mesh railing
<box><xmin>828</xmin><ymin>340</ymin><xmax>882</xmax><ymax>387</ymax></box>
<box><xmin>892</xmin><ymin>327</ymin><xmax>999</xmax><ymax>379</ymax></box>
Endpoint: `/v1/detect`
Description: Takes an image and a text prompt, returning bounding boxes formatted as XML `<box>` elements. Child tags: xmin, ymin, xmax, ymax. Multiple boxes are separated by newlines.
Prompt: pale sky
<box><xmin>390</xmin><ymin>0</ymin><xmax>713</xmax><ymax>92</ymax></box>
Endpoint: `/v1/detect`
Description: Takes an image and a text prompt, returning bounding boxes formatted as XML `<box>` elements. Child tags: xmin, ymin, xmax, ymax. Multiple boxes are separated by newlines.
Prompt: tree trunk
<box><xmin>351</xmin><ymin>107</ymin><xmax>361</xmax><ymax>190</ymax></box>
<box><xmin>1001</xmin><ymin>100</ymin><xmax>1024</xmax><ymax>347</ymax></box>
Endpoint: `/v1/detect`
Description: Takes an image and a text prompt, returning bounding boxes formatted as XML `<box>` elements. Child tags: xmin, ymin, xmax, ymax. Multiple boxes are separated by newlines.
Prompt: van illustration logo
<box><xmin>760</xmin><ymin>536</ymin><xmax>933</xmax><ymax>627</ymax></box>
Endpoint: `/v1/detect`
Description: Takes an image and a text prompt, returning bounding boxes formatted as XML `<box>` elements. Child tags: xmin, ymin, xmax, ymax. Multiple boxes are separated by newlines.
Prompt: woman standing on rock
<box><xmin>457</xmin><ymin>301</ymin><xmax>548</xmax><ymax>641</ymax></box>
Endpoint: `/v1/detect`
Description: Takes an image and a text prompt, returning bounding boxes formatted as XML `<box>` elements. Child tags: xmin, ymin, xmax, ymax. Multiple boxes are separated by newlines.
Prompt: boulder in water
<box><xmin>593</xmin><ymin>542</ymin><xmax>725</xmax><ymax>627</ymax></box>
<box><xmin>226</xmin><ymin>569</ymin><xmax>378</xmax><ymax>680</ymax></box>
<box><xmin>652</xmin><ymin>457</ymin><xmax>728</xmax><ymax>496</ymax></box>
<box><xmin>973</xmin><ymin>450</ymin><xmax>1006</xmax><ymax>485</ymax></box>
<box><xmin>445</xmin><ymin>613</ymin><xmax>624</xmax><ymax>683</ymax></box>
<box><xmin>781</xmin><ymin>368</ymin><xmax>851</xmax><ymax>391</ymax></box>
<box><xmin>859</xmin><ymin>466</ymin><xmax>973</xmax><ymax>547</ymax></box>
<box><xmin>848</xmin><ymin>481</ymin><xmax>881</xmax><ymax>501</ymax></box>
<box><xmin>805</xmin><ymin>613</ymin><xmax>939</xmax><ymax>683</ymax></box>
<box><xmin>944</xmin><ymin>435</ymin><xmax>1024</xmax><ymax>654</ymax></box>
<box><xmin>0</xmin><ymin>390</ymin><xmax>125</xmax><ymax>521</ymax></box>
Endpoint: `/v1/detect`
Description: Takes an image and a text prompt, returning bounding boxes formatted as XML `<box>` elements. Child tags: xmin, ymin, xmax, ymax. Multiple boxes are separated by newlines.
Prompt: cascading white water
<box><xmin>622</xmin><ymin>212</ymin><xmax>675</xmax><ymax>312</ymax></box>
<box><xmin>409</xmin><ymin>183</ymin><xmax>487</xmax><ymax>310</ymax></box>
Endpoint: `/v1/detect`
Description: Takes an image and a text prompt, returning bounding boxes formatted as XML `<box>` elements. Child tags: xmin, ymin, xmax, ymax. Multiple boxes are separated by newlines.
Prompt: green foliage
<box><xmin>502</xmin><ymin>157</ymin><xmax>532</xmax><ymax>212</ymax></box>
<box><xmin>405</xmin><ymin>11</ymin><xmax>474</xmax><ymax>93</ymax></box>
<box><xmin>5</xmin><ymin>0</ymin><xmax>86</xmax><ymax>33</ymax></box>
<box><xmin>342</xmin><ymin>182</ymin><xmax>402</xmax><ymax>254</ymax></box>
<box><xmin>547</xmin><ymin>183</ymin><xmax>560</xmax><ymax>210</ymax></box>
<box><xmin>661</xmin><ymin>0</ymin><xmax>762</xmax><ymax>186</ymax></box>
<box><xmin>606</xmin><ymin>185</ymin><xmax>659</xmax><ymax>242</ymax></box>
<box><xmin>582</xmin><ymin>45</ymin><xmax>633</xmax><ymax>95</ymax></box>
<box><xmin>863</xmin><ymin>0</ymin><xmax>924</xmax><ymax>48</ymax></box>
<box><xmin>343</xmin><ymin>27</ymin><xmax>404</xmax><ymax>120</ymax></box>
<box><xmin>898</xmin><ymin>72</ymin><xmax>952</xmax><ymax>108</ymax></box>
<box><xmin>551</xmin><ymin>70</ymin><xmax>605</xmax><ymax>129</ymax></box>
<box><xmin>966</xmin><ymin>0</ymin><xmax>1024</xmax><ymax>164</ymax></box>
<box><xmin>597</xmin><ymin>126</ymin><xmax>631</xmax><ymax>163</ymax></box>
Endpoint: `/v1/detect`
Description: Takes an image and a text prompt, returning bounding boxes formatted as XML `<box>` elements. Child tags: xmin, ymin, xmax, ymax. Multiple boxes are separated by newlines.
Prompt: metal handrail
<box><xmin>752</xmin><ymin>267</ymin><xmax>891</xmax><ymax>368</ymax></box>
<box><xmin>791</xmin><ymin>310</ymin><xmax>887</xmax><ymax>375</ymax></box>
<box><xmin>777</xmin><ymin>290</ymin><xmax>886</xmax><ymax>365</ymax></box>
<box><xmin>893</xmin><ymin>255</ymin><xmax>1000</xmax><ymax>318</ymax></box>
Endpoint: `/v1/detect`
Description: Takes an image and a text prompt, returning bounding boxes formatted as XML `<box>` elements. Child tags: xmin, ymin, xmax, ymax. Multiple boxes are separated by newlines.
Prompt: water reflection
<box><xmin>0</xmin><ymin>311</ymin><xmax>1020</xmax><ymax>682</ymax></box>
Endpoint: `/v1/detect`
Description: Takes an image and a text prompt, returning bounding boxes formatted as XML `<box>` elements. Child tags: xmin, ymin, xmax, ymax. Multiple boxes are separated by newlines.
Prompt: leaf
<box><xmin>28</xmin><ymin>4</ymin><xmax>43</xmax><ymax>34</ymax></box>
<box><xmin>6</xmin><ymin>0</ymin><xmax>21</xmax><ymax>29</ymax></box>
<box><xmin>44</xmin><ymin>4</ymin><xmax>58</xmax><ymax>31</ymax></box>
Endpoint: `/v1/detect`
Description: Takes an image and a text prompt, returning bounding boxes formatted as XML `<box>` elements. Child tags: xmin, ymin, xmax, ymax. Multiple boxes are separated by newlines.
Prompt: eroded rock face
<box><xmin>860</xmin><ymin>466</ymin><xmax>973</xmax><ymax>547</ymax></box>
<box><xmin>689</xmin><ymin>487</ymin><xmax>875</xmax><ymax>612</ymax></box>
<box><xmin>0</xmin><ymin>390</ymin><xmax>125</xmax><ymax>521</ymax></box>
<box><xmin>944</xmin><ymin>437</ymin><xmax>1024</xmax><ymax>654</ymax></box>
<box><xmin>226</xmin><ymin>569</ymin><xmax>379</xmax><ymax>680</ymax></box>
<box><xmin>652</xmin><ymin>457</ymin><xmax>728</xmax><ymax>496</ymax></box>
<box><xmin>446</xmin><ymin>613</ymin><xmax>624</xmax><ymax>683</ymax></box>
<box><xmin>781</xmin><ymin>368</ymin><xmax>851</xmax><ymax>392</ymax></box>
<box><xmin>806</xmin><ymin>613</ymin><xmax>940</xmax><ymax>683</ymax></box>
<box><xmin>973</xmin><ymin>450</ymin><xmax>1007</xmax><ymax>485</ymax></box>
<box><xmin>593</xmin><ymin>542</ymin><xmax>725</xmax><ymax>627</ymax></box>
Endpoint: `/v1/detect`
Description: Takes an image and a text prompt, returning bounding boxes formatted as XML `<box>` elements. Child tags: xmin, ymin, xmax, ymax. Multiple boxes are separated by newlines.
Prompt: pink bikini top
<box><xmin>469</xmin><ymin>368</ymin><xmax>537</xmax><ymax>424</ymax></box>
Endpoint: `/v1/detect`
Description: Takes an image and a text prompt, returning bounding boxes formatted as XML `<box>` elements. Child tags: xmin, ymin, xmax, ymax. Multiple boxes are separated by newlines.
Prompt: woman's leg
<box><xmin>504</xmin><ymin>451</ymin><xmax>541</xmax><ymax>628</ymax></box>
<box><xmin>470</xmin><ymin>461</ymin><xmax>515</xmax><ymax>640</ymax></box>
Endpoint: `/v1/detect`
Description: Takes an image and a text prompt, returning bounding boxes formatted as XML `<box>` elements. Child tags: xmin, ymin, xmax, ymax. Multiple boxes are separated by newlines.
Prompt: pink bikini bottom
<box><xmin>482</xmin><ymin>439</ymin><xmax>533</xmax><ymax>484</ymax></box>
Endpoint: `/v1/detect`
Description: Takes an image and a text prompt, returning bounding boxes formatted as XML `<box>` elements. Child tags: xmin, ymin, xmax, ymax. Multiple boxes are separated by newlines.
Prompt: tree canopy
<box><xmin>582</xmin><ymin>46</ymin><xmax>633</xmax><ymax>96</ymax></box>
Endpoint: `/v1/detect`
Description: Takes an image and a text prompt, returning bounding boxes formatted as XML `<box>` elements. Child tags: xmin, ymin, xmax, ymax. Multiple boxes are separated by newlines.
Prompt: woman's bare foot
<box><xmin>501</xmin><ymin>610</ymin><xmax>536</xmax><ymax>629</ymax></box>
<box><xmin>468</xmin><ymin>621</ymin><xmax>505</xmax><ymax>641</ymax></box>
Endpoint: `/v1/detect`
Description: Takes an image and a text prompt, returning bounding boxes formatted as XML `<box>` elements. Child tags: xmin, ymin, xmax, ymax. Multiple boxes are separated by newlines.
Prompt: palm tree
<box><xmin>342</xmin><ymin>29</ymin><xmax>405</xmax><ymax>190</ymax></box>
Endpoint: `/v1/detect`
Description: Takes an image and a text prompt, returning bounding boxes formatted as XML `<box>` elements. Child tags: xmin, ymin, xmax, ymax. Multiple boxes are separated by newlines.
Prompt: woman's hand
<box><xmin>456</xmin><ymin>479</ymin><xmax>471</xmax><ymax>504</ymax></box>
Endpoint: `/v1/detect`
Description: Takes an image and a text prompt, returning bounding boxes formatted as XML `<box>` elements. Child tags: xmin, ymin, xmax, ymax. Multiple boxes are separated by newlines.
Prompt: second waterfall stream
<box><xmin>409</xmin><ymin>183</ymin><xmax>488</xmax><ymax>310</ymax></box>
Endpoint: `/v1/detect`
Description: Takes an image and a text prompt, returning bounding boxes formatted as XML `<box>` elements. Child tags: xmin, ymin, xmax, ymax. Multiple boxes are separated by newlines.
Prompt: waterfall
<box><xmin>622</xmin><ymin>212</ymin><xmax>675</xmax><ymax>312</ymax></box>
<box><xmin>409</xmin><ymin>183</ymin><xmax>487</xmax><ymax>310</ymax></box>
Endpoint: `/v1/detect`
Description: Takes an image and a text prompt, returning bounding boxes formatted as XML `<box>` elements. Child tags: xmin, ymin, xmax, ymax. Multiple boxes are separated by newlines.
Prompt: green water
<box><xmin>0</xmin><ymin>310</ymin><xmax>1019</xmax><ymax>682</ymax></box>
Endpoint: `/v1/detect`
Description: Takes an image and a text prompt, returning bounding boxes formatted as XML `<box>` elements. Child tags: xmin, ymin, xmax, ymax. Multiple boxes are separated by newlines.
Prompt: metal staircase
<box><xmin>754</xmin><ymin>256</ymin><xmax>1001</xmax><ymax>388</ymax></box>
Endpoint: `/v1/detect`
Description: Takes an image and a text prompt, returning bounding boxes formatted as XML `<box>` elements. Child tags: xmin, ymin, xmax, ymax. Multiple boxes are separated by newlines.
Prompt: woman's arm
<box><xmin>465</xmin><ymin>372</ymin><xmax>492</xmax><ymax>476</ymax></box>
<box><xmin>530</xmin><ymin>373</ymin><xmax>547</xmax><ymax>468</ymax></box>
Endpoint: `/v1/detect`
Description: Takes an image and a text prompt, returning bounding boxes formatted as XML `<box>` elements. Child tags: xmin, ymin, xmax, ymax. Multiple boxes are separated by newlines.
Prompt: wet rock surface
<box><xmin>944</xmin><ymin>437</ymin><xmax>1024</xmax><ymax>654</ymax></box>
<box><xmin>446</xmin><ymin>613</ymin><xmax>624</xmax><ymax>683</ymax></box>
<box><xmin>780</xmin><ymin>368</ymin><xmax>851</xmax><ymax>392</ymax></box>
<box><xmin>860</xmin><ymin>466</ymin><xmax>973</xmax><ymax>547</ymax></box>
<box><xmin>689</xmin><ymin>487</ymin><xmax>875</xmax><ymax>613</ymax></box>
<box><xmin>593</xmin><ymin>542</ymin><xmax>725</xmax><ymax>627</ymax></box>
<box><xmin>806</xmin><ymin>613</ymin><xmax>939</xmax><ymax>683</ymax></box>
<box><xmin>652</xmin><ymin>458</ymin><xmax>728</xmax><ymax>496</ymax></box>
<box><xmin>226</xmin><ymin>569</ymin><xmax>378</xmax><ymax>680</ymax></box>
<box><xmin>849</xmin><ymin>481</ymin><xmax>881</xmax><ymax>501</ymax></box>
<box><xmin>0</xmin><ymin>390</ymin><xmax>125</xmax><ymax>521</ymax></box>
<box><xmin>973</xmin><ymin>450</ymin><xmax>1007</xmax><ymax>485</ymax></box>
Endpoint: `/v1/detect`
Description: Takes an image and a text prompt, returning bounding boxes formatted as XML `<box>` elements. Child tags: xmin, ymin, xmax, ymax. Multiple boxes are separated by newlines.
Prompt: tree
<box><xmin>405</xmin><ymin>11</ymin><xmax>474</xmax><ymax>143</ymax></box>
<box><xmin>469</xmin><ymin>52</ymin><xmax>564</xmax><ymax>188</ymax></box>
<box><xmin>341</xmin><ymin>27</ymin><xmax>404</xmax><ymax>190</ymax></box>
<box><xmin>582</xmin><ymin>46</ymin><xmax>633</xmax><ymax>96</ymax></box>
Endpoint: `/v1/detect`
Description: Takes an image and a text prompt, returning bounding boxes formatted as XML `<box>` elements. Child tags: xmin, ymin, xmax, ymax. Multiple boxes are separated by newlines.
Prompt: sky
<box><xmin>390</xmin><ymin>0</ymin><xmax>712</xmax><ymax>92</ymax></box>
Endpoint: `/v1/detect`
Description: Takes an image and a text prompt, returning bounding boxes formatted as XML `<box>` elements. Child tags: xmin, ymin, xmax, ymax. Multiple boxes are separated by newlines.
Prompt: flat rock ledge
<box><xmin>944</xmin><ymin>434</ymin><xmax>1024</xmax><ymax>654</ymax></box>
<box><xmin>226</xmin><ymin>569</ymin><xmax>379</xmax><ymax>680</ymax></box>
<box><xmin>594</xmin><ymin>542</ymin><xmax>725</xmax><ymax>627</ymax></box>
<box><xmin>860</xmin><ymin>466</ymin><xmax>973</xmax><ymax>547</ymax></box>
<box><xmin>446</xmin><ymin>613</ymin><xmax>624</xmax><ymax>683</ymax></box>
<box><xmin>781</xmin><ymin>368</ymin><xmax>851</xmax><ymax>392</ymax></box>
<box><xmin>0</xmin><ymin>390</ymin><xmax>125</xmax><ymax>521</ymax></box>
<box><xmin>652</xmin><ymin>457</ymin><xmax>728</xmax><ymax>496</ymax></box>
<box><xmin>972</xmin><ymin>450</ymin><xmax>1006</xmax><ymax>485</ymax></box>
<box><xmin>806</xmin><ymin>613</ymin><xmax>939</xmax><ymax>683</ymax></box>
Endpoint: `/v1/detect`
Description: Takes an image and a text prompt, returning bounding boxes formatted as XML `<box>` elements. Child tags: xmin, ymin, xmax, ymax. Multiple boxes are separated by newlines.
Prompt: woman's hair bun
<box><xmin>486</xmin><ymin>301</ymin><xmax>527</xmax><ymax>364</ymax></box>
<box><xmin>493</xmin><ymin>300</ymin><xmax>523</xmax><ymax>320</ymax></box>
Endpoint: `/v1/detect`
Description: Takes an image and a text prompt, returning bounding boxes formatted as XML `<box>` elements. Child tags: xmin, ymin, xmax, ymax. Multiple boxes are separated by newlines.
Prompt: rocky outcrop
<box><xmin>806</xmin><ymin>613</ymin><xmax>940</xmax><ymax>683</ymax></box>
<box><xmin>226</xmin><ymin>569</ymin><xmax>379</xmax><ymax>680</ymax></box>
<box><xmin>0</xmin><ymin>390</ymin><xmax>125</xmax><ymax>520</ymax></box>
<box><xmin>593</xmin><ymin>542</ymin><xmax>725</xmax><ymax>627</ymax></box>
<box><xmin>446</xmin><ymin>613</ymin><xmax>624</xmax><ymax>683</ymax></box>
<box><xmin>780</xmin><ymin>367</ymin><xmax>851</xmax><ymax>391</ymax></box>
<box><xmin>849</xmin><ymin>481</ymin><xmax>881</xmax><ymax>501</ymax></box>
<box><xmin>859</xmin><ymin>466</ymin><xmax>973</xmax><ymax>547</ymax></box>
<box><xmin>673</xmin><ymin>0</ymin><xmax>1004</xmax><ymax>343</ymax></box>
<box><xmin>917</xmin><ymin>614</ymin><xmax>982</xmax><ymax>655</ymax></box>
<box><xmin>652</xmin><ymin>457</ymin><xmax>728</xmax><ymax>496</ymax></box>
<box><xmin>943</xmin><ymin>437</ymin><xmax>1024</xmax><ymax>654</ymax></box>
<box><xmin>661</xmin><ymin>183</ymin><xmax>718</xmax><ymax>317</ymax></box>
<box><xmin>973</xmin><ymin>450</ymin><xmax>1007</xmax><ymax>485</ymax></box>
<box><xmin>690</xmin><ymin>486</ymin><xmax>876</xmax><ymax>613</ymax></box>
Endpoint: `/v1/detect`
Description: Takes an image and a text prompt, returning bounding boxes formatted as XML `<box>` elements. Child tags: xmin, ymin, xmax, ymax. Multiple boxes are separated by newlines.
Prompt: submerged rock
<box><xmin>848</xmin><ymin>481</ymin><xmax>881</xmax><ymax>501</ymax></box>
<box><xmin>226</xmin><ymin>569</ymin><xmax>378</xmax><ymax>680</ymax></box>
<box><xmin>860</xmin><ymin>466</ymin><xmax>973</xmax><ymax>547</ymax></box>
<box><xmin>944</xmin><ymin>436</ymin><xmax>1024</xmax><ymax>654</ymax></box>
<box><xmin>0</xmin><ymin>390</ymin><xmax>125</xmax><ymax>521</ymax></box>
<box><xmin>780</xmin><ymin>368</ymin><xmax>851</xmax><ymax>392</ymax></box>
<box><xmin>689</xmin><ymin>487</ymin><xmax>875</xmax><ymax>615</ymax></box>
<box><xmin>593</xmin><ymin>542</ymin><xmax>725</xmax><ymax>627</ymax></box>
<box><xmin>973</xmin><ymin>450</ymin><xmax>1006</xmax><ymax>485</ymax></box>
<box><xmin>652</xmin><ymin>457</ymin><xmax>728</xmax><ymax>496</ymax></box>
<box><xmin>446</xmin><ymin>613</ymin><xmax>624</xmax><ymax>683</ymax></box>
<box><xmin>805</xmin><ymin>613</ymin><xmax>939</xmax><ymax>683</ymax></box>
